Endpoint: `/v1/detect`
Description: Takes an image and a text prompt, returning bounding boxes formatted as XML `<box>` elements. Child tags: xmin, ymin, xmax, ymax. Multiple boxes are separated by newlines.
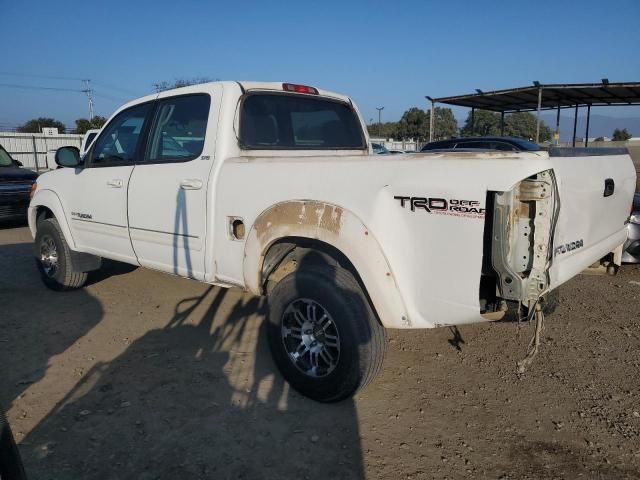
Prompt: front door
<box><xmin>65</xmin><ymin>102</ymin><xmax>153</xmax><ymax>263</ymax></box>
<box><xmin>127</xmin><ymin>91</ymin><xmax>215</xmax><ymax>280</ymax></box>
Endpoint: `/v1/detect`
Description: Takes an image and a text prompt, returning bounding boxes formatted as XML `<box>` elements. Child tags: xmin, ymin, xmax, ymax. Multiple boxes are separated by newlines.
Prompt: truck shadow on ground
<box><xmin>0</xmin><ymin>243</ymin><xmax>105</xmax><ymax>409</ymax></box>
<box><xmin>19</xmin><ymin>271</ymin><xmax>366</xmax><ymax>479</ymax></box>
<box><xmin>85</xmin><ymin>260</ymin><xmax>138</xmax><ymax>287</ymax></box>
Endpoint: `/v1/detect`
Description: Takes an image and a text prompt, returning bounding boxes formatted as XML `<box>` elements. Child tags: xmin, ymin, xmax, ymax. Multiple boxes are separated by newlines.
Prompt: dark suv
<box><xmin>421</xmin><ymin>136</ymin><xmax>541</xmax><ymax>152</ymax></box>
<box><xmin>0</xmin><ymin>144</ymin><xmax>38</xmax><ymax>221</ymax></box>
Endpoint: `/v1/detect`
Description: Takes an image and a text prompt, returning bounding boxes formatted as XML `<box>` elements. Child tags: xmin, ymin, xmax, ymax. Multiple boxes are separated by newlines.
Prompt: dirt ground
<box><xmin>1</xmin><ymin>223</ymin><xmax>639</xmax><ymax>480</ymax></box>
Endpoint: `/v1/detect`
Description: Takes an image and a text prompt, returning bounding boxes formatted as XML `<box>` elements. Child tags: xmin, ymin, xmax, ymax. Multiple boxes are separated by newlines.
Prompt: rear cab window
<box><xmin>239</xmin><ymin>93</ymin><xmax>365</xmax><ymax>150</ymax></box>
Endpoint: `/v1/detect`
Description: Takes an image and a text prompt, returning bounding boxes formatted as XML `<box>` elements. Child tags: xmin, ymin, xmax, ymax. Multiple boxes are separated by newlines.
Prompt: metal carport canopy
<box><xmin>426</xmin><ymin>81</ymin><xmax>640</xmax><ymax>145</ymax></box>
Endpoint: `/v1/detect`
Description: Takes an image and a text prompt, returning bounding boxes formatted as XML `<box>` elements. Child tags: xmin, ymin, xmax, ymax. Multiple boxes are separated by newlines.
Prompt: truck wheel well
<box><xmin>261</xmin><ymin>237</ymin><xmax>364</xmax><ymax>296</ymax></box>
<box><xmin>261</xmin><ymin>237</ymin><xmax>383</xmax><ymax>327</ymax></box>
<box><xmin>36</xmin><ymin>206</ymin><xmax>54</xmax><ymax>225</ymax></box>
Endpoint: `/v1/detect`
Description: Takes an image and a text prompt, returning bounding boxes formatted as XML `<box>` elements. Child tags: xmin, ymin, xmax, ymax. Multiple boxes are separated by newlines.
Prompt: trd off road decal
<box><xmin>394</xmin><ymin>196</ymin><xmax>485</xmax><ymax>219</ymax></box>
<box><xmin>554</xmin><ymin>239</ymin><xmax>584</xmax><ymax>257</ymax></box>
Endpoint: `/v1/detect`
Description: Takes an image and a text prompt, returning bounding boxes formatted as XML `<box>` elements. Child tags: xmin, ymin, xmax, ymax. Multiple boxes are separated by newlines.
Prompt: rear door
<box><xmin>548</xmin><ymin>149</ymin><xmax>637</xmax><ymax>285</ymax></box>
<box><xmin>127</xmin><ymin>90</ymin><xmax>216</xmax><ymax>280</ymax></box>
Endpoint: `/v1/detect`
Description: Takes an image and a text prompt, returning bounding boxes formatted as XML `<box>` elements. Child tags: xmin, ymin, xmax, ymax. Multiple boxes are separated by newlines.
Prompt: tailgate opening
<box><xmin>479</xmin><ymin>169</ymin><xmax>560</xmax><ymax>315</ymax></box>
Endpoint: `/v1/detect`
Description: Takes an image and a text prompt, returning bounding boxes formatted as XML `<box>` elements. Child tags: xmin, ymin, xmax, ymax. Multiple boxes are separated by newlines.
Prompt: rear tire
<box><xmin>35</xmin><ymin>218</ymin><xmax>88</xmax><ymax>291</ymax></box>
<box><xmin>267</xmin><ymin>264</ymin><xmax>386</xmax><ymax>403</ymax></box>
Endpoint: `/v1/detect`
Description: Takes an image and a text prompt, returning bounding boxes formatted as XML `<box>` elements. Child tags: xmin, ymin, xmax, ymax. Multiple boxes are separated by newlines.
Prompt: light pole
<box><xmin>375</xmin><ymin>107</ymin><xmax>384</xmax><ymax>137</ymax></box>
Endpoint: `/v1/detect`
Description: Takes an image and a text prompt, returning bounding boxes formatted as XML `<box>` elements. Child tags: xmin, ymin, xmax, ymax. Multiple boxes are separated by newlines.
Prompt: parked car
<box><xmin>29</xmin><ymin>81</ymin><xmax>636</xmax><ymax>402</ymax></box>
<box><xmin>622</xmin><ymin>192</ymin><xmax>640</xmax><ymax>263</ymax></box>
<box><xmin>372</xmin><ymin>142</ymin><xmax>389</xmax><ymax>154</ymax></box>
<box><xmin>0</xmin><ymin>144</ymin><xmax>37</xmax><ymax>221</ymax></box>
<box><xmin>421</xmin><ymin>136</ymin><xmax>541</xmax><ymax>152</ymax></box>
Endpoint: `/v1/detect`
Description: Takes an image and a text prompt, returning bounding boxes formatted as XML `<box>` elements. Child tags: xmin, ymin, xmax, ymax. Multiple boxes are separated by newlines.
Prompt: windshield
<box><xmin>240</xmin><ymin>93</ymin><xmax>365</xmax><ymax>150</ymax></box>
<box><xmin>0</xmin><ymin>146</ymin><xmax>15</xmax><ymax>167</ymax></box>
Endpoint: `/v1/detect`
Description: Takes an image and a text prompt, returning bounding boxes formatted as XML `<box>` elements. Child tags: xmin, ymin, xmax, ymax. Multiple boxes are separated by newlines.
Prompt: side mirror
<box><xmin>15</xmin><ymin>160</ymin><xmax>23</xmax><ymax>167</ymax></box>
<box><xmin>55</xmin><ymin>146</ymin><xmax>81</xmax><ymax>168</ymax></box>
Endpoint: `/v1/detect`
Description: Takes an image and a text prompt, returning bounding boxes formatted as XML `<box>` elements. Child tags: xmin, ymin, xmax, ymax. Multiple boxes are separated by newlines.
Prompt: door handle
<box><xmin>107</xmin><ymin>179</ymin><xmax>123</xmax><ymax>188</ymax></box>
<box><xmin>180</xmin><ymin>179</ymin><xmax>203</xmax><ymax>190</ymax></box>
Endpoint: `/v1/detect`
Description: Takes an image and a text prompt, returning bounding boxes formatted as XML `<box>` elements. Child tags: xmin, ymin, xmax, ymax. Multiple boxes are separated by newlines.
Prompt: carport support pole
<box><xmin>584</xmin><ymin>104</ymin><xmax>591</xmax><ymax>147</ymax></box>
<box><xmin>429</xmin><ymin>99</ymin><xmax>435</xmax><ymax>142</ymax></box>
<box><xmin>535</xmin><ymin>87</ymin><xmax>542</xmax><ymax>143</ymax></box>
<box><xmin>555</xmin><ymin>104</ymin><xmax>561</xmax><ymax>145</ymax></box>
<box><xmin>500</xmin><ymin>111</ymin><xmax>505</xmax><ymax>136</ymax></box>
<box><xmin>572</xmin><ymin>105</ymin><xmax>578</xmax><ymax>148</ymax></box>
<box><xmin>471</xmin><ymin>108</ymin><xmax>475</xmax><ymax>136</ymax></box>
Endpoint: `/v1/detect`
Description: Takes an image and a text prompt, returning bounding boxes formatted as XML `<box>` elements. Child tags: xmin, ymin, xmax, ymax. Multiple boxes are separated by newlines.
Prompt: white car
<box><xmin>28</xmin><ymin>81</ymin><xmax>636</xmax><ymax>401</ymax></box>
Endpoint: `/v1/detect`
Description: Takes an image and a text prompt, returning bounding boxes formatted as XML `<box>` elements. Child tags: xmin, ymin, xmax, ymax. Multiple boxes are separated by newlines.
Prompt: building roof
<box><xmin>430</xmin><ymin>82</ymin><xmax>640</xmax><ymax>112</ymax></box>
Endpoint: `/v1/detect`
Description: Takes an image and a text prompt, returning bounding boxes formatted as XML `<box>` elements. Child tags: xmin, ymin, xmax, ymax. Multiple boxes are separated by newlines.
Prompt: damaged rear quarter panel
<box><xmin>211</xmin><ymin>151</ymin><xmax>555</xmax><ymax>328</ymax></box>
<box><xmin>244</xmin><ymin>199</ymin><xmax>410</xmax><ymax>328</ymax></box>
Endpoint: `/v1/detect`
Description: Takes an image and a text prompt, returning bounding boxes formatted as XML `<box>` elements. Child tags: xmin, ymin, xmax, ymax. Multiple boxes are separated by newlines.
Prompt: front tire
<box><xmin>35</xmin><ymin>218</ymin><xmax>88</xmax><ymax>291</ymax></box>
<box><xmin>267</xmin><ymin>264</ymin><xmax>386</xmax><ymax>402</ymax></box>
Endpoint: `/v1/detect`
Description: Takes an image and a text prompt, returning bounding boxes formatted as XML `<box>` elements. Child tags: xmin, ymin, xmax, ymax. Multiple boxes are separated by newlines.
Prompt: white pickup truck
<box><xmin>29</xmin><ymin>81</ymin><xmax>636</xmax><ymax>402</ymax></box>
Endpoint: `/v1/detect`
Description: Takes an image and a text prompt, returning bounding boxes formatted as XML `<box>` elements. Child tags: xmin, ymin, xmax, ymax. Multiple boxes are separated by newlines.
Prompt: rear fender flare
<box><xmin>243</xmin><ymin>200</ymin><xmax>410</xmax><ymax>328</ymax></box>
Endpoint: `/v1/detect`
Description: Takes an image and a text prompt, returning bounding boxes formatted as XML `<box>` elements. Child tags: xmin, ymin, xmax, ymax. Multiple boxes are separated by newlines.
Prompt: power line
<box><xmin>92</xmin><ymin>80</ymin><xmax>141</xmax><ymax>97</ymax></box>
<box><xmin>0</xmin><ymin>72</ymin><xmax>143</xmax><ymax>97</ymax></box>
<box><xmin>0</xmin><ymin>81</ymin><xmax>104</xmax><ymax>121</ymax></box>
<box><xmin>0</xmin><ymin>71</ymin><xmax>84</xmax><ymax>81</ymax></box>
<box><xmin>0</xmin><ymin>82</ymin><xmax>82</xmax><ymax>93</ymax></box>
<box><xmin>93</xmin><ymin>90</ymin><xmax>128</xmax><ymax>103</ymax></box>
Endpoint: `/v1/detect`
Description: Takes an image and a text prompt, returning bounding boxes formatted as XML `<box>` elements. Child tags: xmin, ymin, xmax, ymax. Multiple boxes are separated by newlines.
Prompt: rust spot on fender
<box><xmin>253</xmin><ymin>201</ymin><xmax>344</xmax><ymax>246</ymax></box>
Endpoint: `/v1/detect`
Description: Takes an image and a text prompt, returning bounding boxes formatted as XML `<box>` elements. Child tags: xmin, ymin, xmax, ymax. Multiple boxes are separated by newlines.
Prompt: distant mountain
<box><xmin>539</xmin><ymin>113</ymin><xmax>640</xmax><ymax>140</ymax></box>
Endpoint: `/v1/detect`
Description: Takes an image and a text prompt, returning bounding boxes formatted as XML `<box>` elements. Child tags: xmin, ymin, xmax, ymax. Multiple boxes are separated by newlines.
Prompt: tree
<box><xmin>367</xmin><ymin>121</ymin><xmax>399</xmax><ymax>139</ymax></box>
<box><xmin>460</xmin><ymin>110</ymin><xmax>501</xmax><ymax>136</ymax></box>
<box><xmin>612</xmin><ymin>128</ymin><xmax>632</xmax><ymax>141</ymax></box>
<box><xmin>460</xmin><ymin>110</ymin><xmax>552</xmax><ymax>141</ymax></box>
<box><xmin>505</xmin><ymin>112</ymin><xmax>552</xmax><ymax>142</ymax></box>
<box><xmin>366</xmin><ymin>106</ymin><xmax>458</xmax><ymax>142</ymax></box>
<box><xmin>153</xmin><ymin>77</ymin><xmax>213</xmax><ymax>92</ymax></box>
<box><xmin>396</xmin><ymin>107</ymin><xmax>429</xmax><ymax>141</ymax></box>
<box><xmin>17</xmin><ymin>117</ymin><xmax>66</xmax><ymax>134</ymax></box>
<box><xmin>74</xmin><ymin>116</ymin><xmax>107</xmax><ymax>134</ymax></box>
<box><xmin>426</xmin><ymin>107</ymin><xmax>458</xmax><ymax>140</ymax></box>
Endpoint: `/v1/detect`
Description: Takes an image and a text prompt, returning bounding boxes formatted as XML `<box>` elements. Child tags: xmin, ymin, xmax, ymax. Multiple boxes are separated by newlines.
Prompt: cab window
<box><xmin>145</xmin><ymin>94</ymin><xmax>210</xmax><ymax>163</ymax></box>
<box><xmin>240</xmin><ymin>93</ymin><xmax>365</xmax><ymax>150</ymax></box>
<box><xmin>89</xmin><ymin>103</ymin><xmax>151</xmax><ymax>166</ymax></box>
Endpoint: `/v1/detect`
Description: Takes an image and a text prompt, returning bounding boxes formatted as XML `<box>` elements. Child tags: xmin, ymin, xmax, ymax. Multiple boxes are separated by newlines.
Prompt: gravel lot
<box><xmin>1</xmin><ymin>223</ymin><xmax>639</xmax><ymax>480</ymax></box>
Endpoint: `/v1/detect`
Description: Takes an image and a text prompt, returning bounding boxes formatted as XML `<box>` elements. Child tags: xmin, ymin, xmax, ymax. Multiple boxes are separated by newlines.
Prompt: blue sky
<box><xmin>1</xmin><ymin>0</ymin><xmax>639</xmax><ymax>129</ymax></box>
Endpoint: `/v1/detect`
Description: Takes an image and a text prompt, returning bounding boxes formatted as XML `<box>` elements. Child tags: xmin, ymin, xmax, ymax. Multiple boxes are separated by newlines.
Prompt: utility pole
<box><xmin>82</xmin><ymin>79</ymin><xmax>94</xmax><ymax>120</ymax></box>
<box><xmin>375</xmin><ymin>107</ymin><xmax>384</xmax><ymax>137</ymax></box>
